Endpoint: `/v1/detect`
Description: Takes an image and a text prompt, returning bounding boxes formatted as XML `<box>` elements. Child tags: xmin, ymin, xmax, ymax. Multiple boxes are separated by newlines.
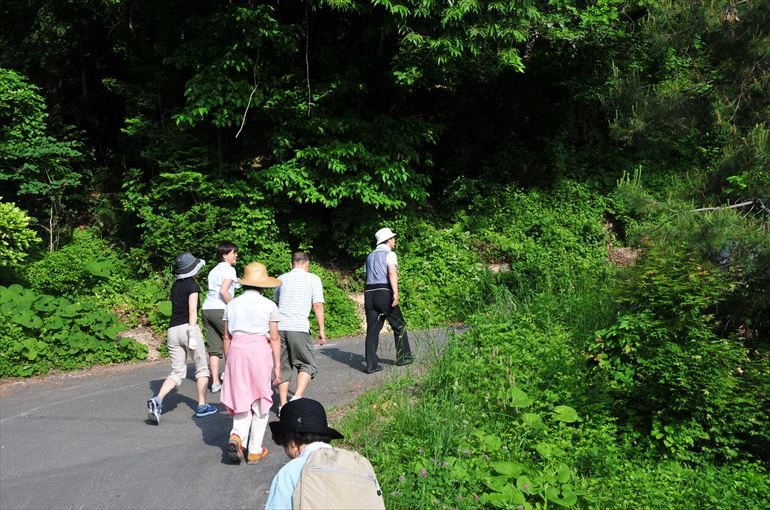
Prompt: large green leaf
<box><xmin>508</xmin><ymin>385</ymin><xmax>533</xmax><ymax>408</ymax></box>
<box><xmin>521</xmin><ymin>412</ymin><xmax>543</xmax><ymax>432</ymax></box>
<box><xmin>552</xmin><ymin>405</ymin><xmax>580</xmax><ymax>423</ymax></box>
<box><xmin>85</xmin><ymin>260</ymin><xmax>112</xmax><ymax>278</ymax></box>
<box><xmin>157</xmin><ymin>301</ymin><xmax>172</xmax><ymax>317</ymax></box>
<box><xmin>12</xmin><ymin>312</ymin><xmax>43</xmax><ymax>329</ymax></box>
<box><xmin>44</xmin><ymin>315</ymin><xmax>67</xmax><ymax>330</ymax></box>
<box><xmin>491</xmin><ymin>461</ymin><xmax>524</xmax><ymax>477</ymax></box>
<box><xmin>34</xmin><ymin>295</ymin><xmax>58</xmax><ymax>312</ymax></box>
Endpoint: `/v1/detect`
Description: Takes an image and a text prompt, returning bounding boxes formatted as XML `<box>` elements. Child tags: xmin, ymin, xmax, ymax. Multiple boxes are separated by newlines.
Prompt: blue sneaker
<box><xmin>195</xmin><ymin>404</ymin><xmax>218</xmax><ymax>417</ymax></box>
<box><xmin>147</xmin><ymin>398</ymin><xmax>162</xmax><ymax>424</ymax></box>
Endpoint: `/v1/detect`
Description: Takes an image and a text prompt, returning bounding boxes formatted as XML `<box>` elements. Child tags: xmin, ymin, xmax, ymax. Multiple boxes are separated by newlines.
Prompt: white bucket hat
<box><xmin>375</xmin><ymin>227</ymin><xmax>397</xmax><ymax>245</ymax></box>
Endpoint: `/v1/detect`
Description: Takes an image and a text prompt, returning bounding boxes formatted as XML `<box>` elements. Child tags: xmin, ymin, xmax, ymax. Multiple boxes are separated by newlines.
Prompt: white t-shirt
<box><xmin>202</xmin><ymin>262</ymin><xmax>237</xmax><ymax>310</ymax></box>
<box><xmin>223</xmin><ymin>290</ymin><xmax>279</xmax><ymax>335</ymax></box>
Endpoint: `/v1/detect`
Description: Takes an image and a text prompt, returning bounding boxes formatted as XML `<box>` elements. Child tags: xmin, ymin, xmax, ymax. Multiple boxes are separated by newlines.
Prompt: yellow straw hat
<box><xmin>240</xmin><ymin>262</ymin><xmax>281</xmax><ymax>288</ymax></box>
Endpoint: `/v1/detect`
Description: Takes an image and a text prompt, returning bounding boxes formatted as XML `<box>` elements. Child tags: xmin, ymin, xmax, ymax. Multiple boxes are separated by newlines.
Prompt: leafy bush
<box><xmin>606</xmin><ymin>171</ymin><xmax>770</xmax><ymax>460</ymax></box>
<box><xmin>122</xmin><ymin>170</ymin><xmax>290</xmax><ymax>272</ymax></box>
<box><xmin>309</xmin><ymin>264</ymin><xmax>361</xmax><ymax>338</ymax></box>
<box><xmin>0</xmin><ymin>198</ymin><xmax>40</xmax><ymax>267</ymax></box>
<box><xmin>25</xmin><ymin>228</ymin><xmax>131</xmax><ymax>297</ymax></box>
<box><xmin>457</xmin><ymin>180</ymin><xmax>609</xmax><ymax>293</ymax></box>
<box><xmin>397</xmin><ymin>221</ymin><xmax>493</xmax><ymax>328</ymax></box>
<box><xmin>0</xmin><ymin>284</ymin><xmax>147</xmax><ymax>377</ymax></box>
<box><xmin>590</xmin><ymin>244</ymin><xmax>765</xmax><ymax>459</ymax></box>
<box><xmin>339</xmin><ymin>284</ymin><xmax>769</xmax><ymax>509</ymax></box>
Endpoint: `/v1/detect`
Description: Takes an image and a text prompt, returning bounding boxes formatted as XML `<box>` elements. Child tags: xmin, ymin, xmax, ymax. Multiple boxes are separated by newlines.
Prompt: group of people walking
<box><xmin>144</xmin><ymin>228</ymin><xmax>410</xmax><ymax>507</ymax></box>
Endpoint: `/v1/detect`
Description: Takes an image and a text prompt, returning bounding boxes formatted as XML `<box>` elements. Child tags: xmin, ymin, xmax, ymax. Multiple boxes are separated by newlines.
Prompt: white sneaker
<box><xmin>211</xmin><ymin>383</ymin><xmax>222</xmax><ymax>393</ymax></box>
<box><xmin>290</xmin><ymin>395</ymin><xmax>302</xmax><ymax>402</ymax></box>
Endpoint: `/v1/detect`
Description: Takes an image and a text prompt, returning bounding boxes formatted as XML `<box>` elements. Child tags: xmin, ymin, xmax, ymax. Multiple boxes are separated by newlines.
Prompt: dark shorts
<box><xmin>279</xmin><ymin>330</ymin><xmax>318</xmax><ymax>383</ymax></box>
<box><xmin>202</xmin><ymin>308</ymin><xmax>225</xmax><ymax>357</ymax></box>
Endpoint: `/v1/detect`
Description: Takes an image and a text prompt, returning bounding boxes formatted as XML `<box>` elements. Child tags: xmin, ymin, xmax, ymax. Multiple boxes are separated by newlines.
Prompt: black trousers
<box><xmin>364</xmin><ymin>288</ymin><xmax>412</xmax><ymax>371</ymax></box>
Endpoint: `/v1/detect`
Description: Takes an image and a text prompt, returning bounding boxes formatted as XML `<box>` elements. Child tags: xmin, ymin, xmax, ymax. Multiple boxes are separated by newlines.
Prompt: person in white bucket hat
<box><xmin>363</xmin><ymin>228</ymin><xmax>414</xmax><ymax>373</ymax></box>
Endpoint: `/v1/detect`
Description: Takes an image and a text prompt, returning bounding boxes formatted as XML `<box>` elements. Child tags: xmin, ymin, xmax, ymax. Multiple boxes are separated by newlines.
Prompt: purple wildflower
<box><xmin>398</xmin><ymin>475</ymin><xmax>406</xmax><ymax>482</ymax></box>
<box><xmin>523</xmin><ymin>483</ymin><xmax>530</xmax><ymax>492</ymax></box>
<box><xmin>502</xmin><ymin>445</ymin><xmax>508</xmax><ymax>450</ymax></box>
<box><xmin>462</xmin><ymin>448</ymin><xmax>471</xmax><ymax>455</ymax></box>
<box><xmin>418</xmin><ymin>448</ymin><xmax>424</xmax><ymax>454</ymax></box>
<box><xmin>420</xmin><ymin>468</ymin><xmax>427</xmax><ymax>477</ymax></box>
<box><xmin>483</xmin><ymin>454</ymin><xmax>489</xmax><ymax>460</ymax></box>
<box><xmin>518</xmin><ymin>506</ymin><xmax>524</xmax><ymax>510</ymax></box>
<box><xmin>474</xmin><ymin>494</ymin><xmax>480</xmax><ymax>501</ymax></box>
<box><xmin>442</xmin><ymin>461</ymin><xmax>449</xmax><ymax>466</ymax></box>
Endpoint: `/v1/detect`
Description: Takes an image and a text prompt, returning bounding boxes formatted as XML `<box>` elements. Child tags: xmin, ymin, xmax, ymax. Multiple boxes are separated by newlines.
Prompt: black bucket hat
<box><xmin>269</xmin><ymin>399</ymin><xmax>343</xmax><ymax>440</ymax></box>
<box><xmin>174</xmin><ymin>252</ymin><xmax>205</xmax><ymax>278</ymax></box>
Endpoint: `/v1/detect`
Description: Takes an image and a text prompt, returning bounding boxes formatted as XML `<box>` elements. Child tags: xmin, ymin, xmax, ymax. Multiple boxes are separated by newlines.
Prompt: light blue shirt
<box><xmin>265</xmin><ymin>442</ymin><xmax>332</xmax><ymax>510</ymax></box>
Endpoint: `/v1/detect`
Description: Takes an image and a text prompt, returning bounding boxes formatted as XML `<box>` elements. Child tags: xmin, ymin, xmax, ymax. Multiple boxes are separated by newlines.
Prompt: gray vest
<box><xmin>365</xmin><ymin>250</ymin><xmax>390</xmax><ymax>286</ymax></box>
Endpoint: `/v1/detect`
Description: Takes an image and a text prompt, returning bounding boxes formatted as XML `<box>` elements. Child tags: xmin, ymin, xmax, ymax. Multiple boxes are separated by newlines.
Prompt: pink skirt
<box><xmin>220</xmin><ymin>333</ymin><xmax>273</xmax><ymax>415</ymax></box>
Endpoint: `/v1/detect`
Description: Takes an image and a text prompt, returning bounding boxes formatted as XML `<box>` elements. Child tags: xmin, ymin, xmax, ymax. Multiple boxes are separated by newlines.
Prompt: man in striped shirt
<box><xmin>273</xmin><ymin>251</ymin><xmax>326</xmax><ymax>414</ymax></box>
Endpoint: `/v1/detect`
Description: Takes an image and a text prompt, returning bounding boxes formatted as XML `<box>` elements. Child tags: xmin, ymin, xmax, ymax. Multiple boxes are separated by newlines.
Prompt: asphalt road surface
<box><xmin>0</xmin><ymin>328</ymin><xmax>454</xmax><ymax>510</ymax></box>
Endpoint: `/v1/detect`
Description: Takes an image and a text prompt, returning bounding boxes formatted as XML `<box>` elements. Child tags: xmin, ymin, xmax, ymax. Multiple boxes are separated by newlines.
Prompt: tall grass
<box><xmin>336</xmin><ymin>274</ymin><xmax>770</xmax><ymax>508</ymax></box>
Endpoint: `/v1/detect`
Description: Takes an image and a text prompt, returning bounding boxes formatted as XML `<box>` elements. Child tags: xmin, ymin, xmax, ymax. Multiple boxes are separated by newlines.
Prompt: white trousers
<box><xmin>230</xmin><ymin>400</ymin><xmax>269</xmax><ymax>455</ymax></box>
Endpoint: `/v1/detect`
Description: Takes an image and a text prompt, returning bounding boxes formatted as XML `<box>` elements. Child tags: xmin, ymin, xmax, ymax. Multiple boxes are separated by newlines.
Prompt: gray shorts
<box><xmin>202</xmin><ymin>308</ymin><xmax>225</xmax><ymax>357</ymax></box>
<box><xmin>279</xmin><ymin>330</ymin><xmax>317</xmax><ymax>383</ymax></box>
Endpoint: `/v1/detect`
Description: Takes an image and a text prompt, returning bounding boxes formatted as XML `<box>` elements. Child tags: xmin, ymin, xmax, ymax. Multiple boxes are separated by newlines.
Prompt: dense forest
<box><xmin>1</xmin><ymin>0</ymin><xmax>768</xmax><ymax>508</ymax></box>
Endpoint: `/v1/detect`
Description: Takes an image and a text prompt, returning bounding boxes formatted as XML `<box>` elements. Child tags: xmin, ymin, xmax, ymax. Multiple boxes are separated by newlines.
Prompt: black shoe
<box><xmin>396</xmin><ymin>356</ymin><xmax>415</xmax><ymax>366</ymax></box>
<box><xmin>365</xmin><ymin>365</ymin><xmax>383</xmax><ymax>374</ymax></box>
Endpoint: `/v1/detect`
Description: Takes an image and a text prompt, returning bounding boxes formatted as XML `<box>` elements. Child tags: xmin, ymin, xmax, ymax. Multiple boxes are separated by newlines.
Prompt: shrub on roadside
<box><xmin>590</xmin><ymin>243</ymin><xmax>767</xmax><ymax>460</ymax></box>
<box><xmin>457</xmin><ymin>180</ymin><xmax>609</xmax><ymax>293</ymax></box>
<box><xmin>396</xmin><ymin>221</ymin><xmax>492</xmax><ymax>328</ymax></box>
<box><xmin>309</xmin><ymin>263</ymin><xmax>361</xmax><ymax>338</ymax></box>
<box><xmin>0</xmin><ymin>284</ymin><xmax>147</xmax><ymax>377</ymax></box>
<box><xmin>0</xmin><ymin>198</ymin><xmax>40</xmax><ymax>268</ymax></box>
<box><xmin>25</xmin><ymin>228</ymin><xmax>131</xmax><ymax>297</ymax></box>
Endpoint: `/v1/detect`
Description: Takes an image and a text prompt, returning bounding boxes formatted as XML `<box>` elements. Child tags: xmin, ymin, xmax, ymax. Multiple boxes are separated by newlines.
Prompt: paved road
<box><xmin>0</xmin><ymin>329</ymin><xmax>454</xmax><ymax>510</ymax></box>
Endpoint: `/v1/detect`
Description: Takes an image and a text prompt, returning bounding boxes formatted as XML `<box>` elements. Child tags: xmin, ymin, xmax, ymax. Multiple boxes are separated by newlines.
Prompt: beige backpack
<box><xmin>292</xmin><ymin>447</ymin><xmax>386</xmax><ymax>509</ymax></box>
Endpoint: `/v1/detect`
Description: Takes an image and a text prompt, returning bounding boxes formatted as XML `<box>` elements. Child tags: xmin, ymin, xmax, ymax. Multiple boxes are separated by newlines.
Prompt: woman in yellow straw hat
<box><xmin>220</xmin><ymin>262</ymin><xmax>282</xmax><ymax>464</ymax></box>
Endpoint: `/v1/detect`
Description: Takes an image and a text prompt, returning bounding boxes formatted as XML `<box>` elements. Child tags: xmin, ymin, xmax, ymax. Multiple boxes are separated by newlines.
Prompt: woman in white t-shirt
<box><xmin>202</xmin><ymin>241</ymin><xmax>238</xmax><ymax>393</ymax></box>
<box><xmin>221</xmin><ymin>262</ymin><xmax>282</xmax><ymax>464</ymax></box>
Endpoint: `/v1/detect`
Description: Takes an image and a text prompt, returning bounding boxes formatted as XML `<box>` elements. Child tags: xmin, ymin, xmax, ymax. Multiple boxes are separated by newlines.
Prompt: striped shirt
<box><xmin>273</xmin><ymin>268</ymin><xmax>324</xmax><ymax>332</ymax></box>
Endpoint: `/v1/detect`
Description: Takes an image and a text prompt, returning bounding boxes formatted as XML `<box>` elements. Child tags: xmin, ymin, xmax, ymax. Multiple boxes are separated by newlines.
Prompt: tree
<box><xmin>0</xmin><ymin>68</ymin><xmax>86</xmax><ymax>250</ymax></box>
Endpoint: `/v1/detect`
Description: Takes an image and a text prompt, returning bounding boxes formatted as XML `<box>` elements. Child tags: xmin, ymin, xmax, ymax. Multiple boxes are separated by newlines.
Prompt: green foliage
<box><xmin>259</xmin><ymin>114</ymin><xmax>437</xmax><ymax>211</ymax></box>
<box><xmin>0</xmin><ymin>68</ymin><xmax>86</xmax><ymax>249</ymax></box>
<box><xmin>0</xmin><ymin>284</ymin><xmax>146</xmax><ymax>377</ymax></box>
<box><xmin>308</xmin><ymin>263</ymin><xmax>361</xmax><ymax>338</ymax></box>
<box><xmin>603</xmin><ymin>0</ymin><xmax>770</xmax><ymax>200</ymax></box>
<box><xmin>586</xmin><ymin>459</ymin><xmax>770</xmax><ymax>510</ymax></box>
<box><xmin>455</xmin><ymin>180</ymin><xmax>609</xmax><ymax>292</ymax></box>
<box><xmin>166</xmin><ymin>4</ymin><xmax>299</xmax><ymax>129</ymax></box>
<box><xmin>0</xmin><ymin>198</ymin><xmax>40</xmax><ymax>266</ymax></box>
<box><xmin>396</xmin><ymin>220</ymin><xmax>493</xmax><ymax>328</ymax></box>
<box><xmin>590</xmin><ymin>243</ymin><xmax>766</xmax><ymax>459</ymax></box>
<box><xmin>25</xmin><ymin>228</ymin><xmax>131</xmax><ymax>297</ymax></box>
<box><xmin>122</xmin><ymin>169</ymin><xmax>290</xmax><ymax>269</ymax></box>
<box><xmin>339</xmin><ymin>275</ymin><xmax>769</xmax><ymax>509</ymax></box>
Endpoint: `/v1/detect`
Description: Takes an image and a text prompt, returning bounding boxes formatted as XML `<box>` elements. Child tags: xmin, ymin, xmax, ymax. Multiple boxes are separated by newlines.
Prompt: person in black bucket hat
<box><xmin>269</xmin><ymin>398</ymin><xmax>343</xmax><ymax>441</ymax></box>
<box><xmin>265</xmin><ymin>399</ymin><xmax>385</xmax><ymax>509</ymax></box>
